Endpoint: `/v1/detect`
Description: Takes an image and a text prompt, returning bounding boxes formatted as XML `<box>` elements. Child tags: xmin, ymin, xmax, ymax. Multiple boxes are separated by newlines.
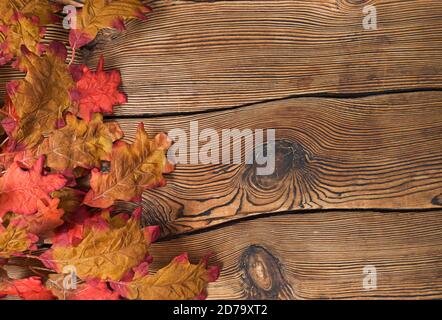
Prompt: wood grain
<box><xmin>5</xmin><ymin>210</ymin><xmax>442</xmax><ymax>299</ymax></box>
<box><xmin>113</xmin><ymin>91</ymin><xmax>442</xmax><ymax>236</ymax></box>
<box><xmin>83</xmin><ymin>0</ymin><xmax>442</xmax><ymax>115</ymax></box>
<box><xmin>146</xmin><ymin>211</ymin><xmax>442</xmax><ymax>299</ymax></box>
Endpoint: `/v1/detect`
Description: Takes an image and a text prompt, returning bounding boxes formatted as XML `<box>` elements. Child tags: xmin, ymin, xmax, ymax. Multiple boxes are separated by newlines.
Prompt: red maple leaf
<box><xmin>70</xmin><ymin>56</ymin><xmax>126</xmax><ymax>121</ymax></box>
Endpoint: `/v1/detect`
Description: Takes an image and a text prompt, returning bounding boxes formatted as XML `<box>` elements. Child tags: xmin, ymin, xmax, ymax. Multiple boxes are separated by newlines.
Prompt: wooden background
<box><xmin>1</xmin><ymin>0</ymin><xmax>442</xmax><ymax>299</ymax></box>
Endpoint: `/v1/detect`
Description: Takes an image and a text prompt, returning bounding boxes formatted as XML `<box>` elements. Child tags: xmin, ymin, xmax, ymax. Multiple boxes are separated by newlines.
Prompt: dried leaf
<box><xmin>71</xmin><ymin>56</ymin><xmax>127</xmax><ymax>121</ymax></box>
<box><xmin>69</xmin><ymin>0</ymin><xmax>150</xmax><ymax>50</ymax></box>
<box><xmin>84</xmin><ymin>123</ymin><xmax>174</xmax><ymax>208</ymax></box>
<box><xmin>118</xmin><ymin>253</ymin><xmax>220</xmax><ymax>300</ymax></box>
<box><xmin>0</xmin><ymin>156</ymin><xmax>67</xmax><ymax>217</ymax></box>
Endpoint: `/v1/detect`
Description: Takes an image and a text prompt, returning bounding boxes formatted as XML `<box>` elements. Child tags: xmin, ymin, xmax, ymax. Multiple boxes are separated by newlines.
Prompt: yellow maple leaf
<box><xmin>7</xmin><ymin>42</ymin><xmax>74</xmax><ymax>148</ymax></box>
<box><xmin>47</xmin><ymin>216</ymin><xmax>152</xmax><ymax>281</ymax></box>
<box><xmin>69</xmin><ymin>0</ymin><xmax>150</xmax><ymax>50</ymax></box>
<box><xmin>123</xmin><ymin>253</ymin><xmax>220</xmax><ymax>300</ymax></box>
<box><xmin>84</xmin><ymin>123</ymin><xmax>174</xmax><ymax>208</ymax></box>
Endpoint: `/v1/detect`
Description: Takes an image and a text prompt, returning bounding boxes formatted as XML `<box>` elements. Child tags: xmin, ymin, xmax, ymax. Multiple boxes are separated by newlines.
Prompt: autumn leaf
<box><xmin>0</xmin><ymin>0</ymin><xmax>58</xmax><ymax>25</ymax></box>
<box><xmin>84</xmin><ymin>123</ymin><xmax>174</xmax><ymax>208</ymax></box>
<box><xmin>71</xmin><ymin>56</ymin><xmax>127</xmax><ymax>121</ymax></box>
<box><xmin>50</xmin><ymin>206</ymin><xmax>109</xmax><ymax>246</ymax></box>
<box><xmin>15</xmin><ymin>113</ymin><xmax>123</xmax><ymax>172</ymax></box>
<box><xmin>0</xmin><ymin>0</ymin><xmax>59</xmax><ymax>65</ymax></box>
<box><xmin>51</xmin><ymin>187</ymin><xmax>84</xmax><ymax>218</ymax></box>
<box><xmin>0</xmin><ymin>156</ymin><xmax>67</xmax><ymax>217</ymax></box>
<box><xmin>0</xmin><ymin>223</ymin><xmax>37</xmax><ymax>258</ymax></box>
<box><xmin>69</xmin><ymin>0</ymin><xmax>150</xmax><ymax>50</ymax></box>
<box><xmin>0</xmin><ymin>276</ymin><xmax>55</xmax><ymax>300</ymax></box>
<box><xmin>4</xmin><ymin>41</ymin><xmax>74</xmax><ymax>148</ymax></box>
<box><xmin>46</xmin><ymin>276</ymin><xmax>119</xmax><ymax>300</ymax></box>
<box><xmin>10</xmin><ymin>198</ymin><xmax>64</xmax><ymax>238</ymax></box>
<box><xmin>116</xmin><ymin>253</ymin><xmax>220</xmax><ymax>300</ymax></box>
<box><xmin>0</xmin><ymin>14</ymin><xmax>44</xmax><ymax>66</ymax></box>
<box><xmin>40</xmin><ymin>212</ymin><xmax>155</xmax><ymax>281</ymax></box>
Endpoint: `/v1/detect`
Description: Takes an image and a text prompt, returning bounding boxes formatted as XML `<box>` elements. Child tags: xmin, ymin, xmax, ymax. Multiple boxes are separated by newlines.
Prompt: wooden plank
<box><xmin>84</xmin><ymin>0</ymin><xmax>442</xmax><ymax>115</ymax></box>
<box><xmin>146</xmin><ymin>211</ymin><xmax>442</xmax><ymax>299</ymax></box>
<box><xmin>114</xmin><ymin>91</ymin><xmax>442</xmax><ymax>235</ymax></box>
<box><xmin>5</xmin><ymin>211</ymin><xmax>442</xmax><ymax>299</ymax></box>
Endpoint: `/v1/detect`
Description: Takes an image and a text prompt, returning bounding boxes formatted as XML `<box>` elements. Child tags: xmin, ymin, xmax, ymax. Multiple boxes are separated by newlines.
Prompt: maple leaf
<box><xmin>40</xmin><ymin>212</ymin><xmax>155</xmax><ymax>281</ymax></box>
<box><xmin>14</xmin><ymin>113</ymin><xmax>123</xmax><ymax>172</ymax></box>
<box><xmin>4</xmin><ymin>41</ymin><xmax>74</xmax><ymax>148</ymax></box>
<box><xmin>115</xmin><ymin>253</ymin><xmax>220</xmax><ymax>300</ymax></box>
<box><xmin>46</xmin><ymin>276</ymin><xmax>119</xmax><ymax>300</ymax></box>
<box><xmin>51</xmin><ymin>187</ymin><xmax>84</xmax><ymax>218</ymax></box>
<box><xmin>71</xmin><ymin>56</ymin><xmax>127</xmax><ymax>121</ymax></box>
<box><xmin>50</xmin><ymin>206</ymin><xmax>109</xmax><ymax>247</ymax></box>
<box><xmin>0</xmin><ymin>0</ymin><xmax>59</xmax><ymax>25</ymax></box>
<box><xmin>0</xmin><ymin>1</ymin><xmax>59</xmax><ymax>65</ymax></box>
<box><xmin>0</xmin><ymin>14</ymin><xmax>45</xmax><ymax>66</ymax></box>
<box><xmin>84</xmin><ymin>123</ymin><xmax>174</xmax><ymax>208</ymax></box>
<box><xmin>10</xmin><ymin>198</ymin><xmax>64</xmax><ymax>238</ymax></box>
<box><xmin>0</xmin><ymin>223</ymin><xmax>37</xmax><ymax>258</ymax></box>
<box><xmin>0</xmin><ymin>156</ymin><xmax>67</xmax><ymax>217</ymax></box>
<box><xmin>0</xmin><ymin>276</ymin><xmax>55</xmax><ymax>300</ymax></box>
<box><xmin>69</xmin><ymin>0</ymin><xmax>151</xmax><ymax>51</ymax></box>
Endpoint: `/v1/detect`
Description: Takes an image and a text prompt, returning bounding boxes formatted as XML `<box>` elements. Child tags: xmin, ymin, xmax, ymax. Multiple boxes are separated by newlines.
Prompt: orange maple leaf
<box><xmin>46</xmin><ymin>276</ymin><xmax>120</xmax><ymax>300</ymax></box>
<box><xmin>0</xmin><ymin>276</ymin><xmax>55</xmax><ymax>300</ymax></box>
<box><xmin>10</xmin><ymin>198</ymin><xmax>65</xmax><ymax>238</ymax></box>
<box><xmin>84</xmin><ymin>123</ymin><xmax>174</xmax><ymax>208</ymax></box>
<box><xmin>0</xmin><ymin>156</ymin><xmax>67</xmax><ymax>217</ymax></box>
